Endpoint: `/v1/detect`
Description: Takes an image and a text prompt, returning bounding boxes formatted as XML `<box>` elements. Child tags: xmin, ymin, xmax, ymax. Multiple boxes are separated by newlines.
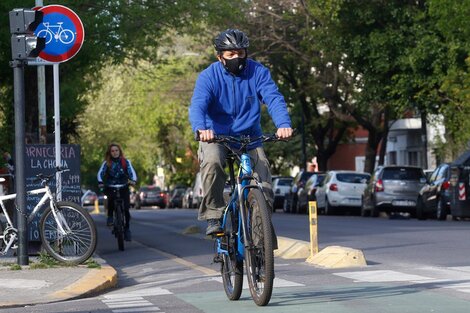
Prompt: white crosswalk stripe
<box><xmin>211</xmin><ymin>276</ymin><xmax>304</xmax><ymax>288</ymax></box>
<box><xmin>334</xmin><ymin>267</ymin><xmax>470</xmax><ymax>294</ymax></box>
<box><xmin>102</xmin><ymin>295</ymin><xmax>165</xmax><ymax>312</ymax></box>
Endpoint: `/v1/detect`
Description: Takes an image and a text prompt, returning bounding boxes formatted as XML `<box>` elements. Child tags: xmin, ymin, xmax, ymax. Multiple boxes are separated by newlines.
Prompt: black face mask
<box><xmin>222</xmin><ymin>56</ymin><xmax>247</xmax><ymax>76</ymax></box>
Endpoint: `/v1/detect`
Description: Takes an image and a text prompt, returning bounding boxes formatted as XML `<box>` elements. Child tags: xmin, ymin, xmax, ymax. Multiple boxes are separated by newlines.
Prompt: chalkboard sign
<box><xmin>24</xmin><ymin>144</ymin><xmax>81</xmax><ymax>241</ymax></box>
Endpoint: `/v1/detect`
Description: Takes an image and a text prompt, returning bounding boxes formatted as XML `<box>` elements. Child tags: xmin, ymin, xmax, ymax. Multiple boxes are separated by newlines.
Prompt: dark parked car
<box><xmin>418</xmin><ymin>163</ymin><xmax>451</xmax><ymax>220</ymax></box>
<box><xmin>283</xmin><ymin>171</ymin><xmax>315</xmax><ymax>213</ymax></box>
<box><xmin>168</xmin><ymin>186</ymin><xmax>187</xmax><ymax>208</ymax></box>
<box><xmin>296</xmin><ymin>173</ymin><xmax>325</xmax><ymax>214</ymax></box>
<box><xmin>361</xmin><ymin>166</ymin><xmax>427</xmax><ymax>217</ymax></box>
<box><xmin>135</xmin><ymin>185</ymin><xmax>167</xmax><ymax>209</ymax></box>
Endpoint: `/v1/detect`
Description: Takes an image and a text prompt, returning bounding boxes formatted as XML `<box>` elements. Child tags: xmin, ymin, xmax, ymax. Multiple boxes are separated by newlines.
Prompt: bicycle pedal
<box><xmin>213</xmin><ymin>254</ymin><xmax>223</xmax><ymax>263</ymax></box>
<box><xmin>212</xmin><ymin>231</ymin><xmax>225</xmax><ymax>238</ymax></box>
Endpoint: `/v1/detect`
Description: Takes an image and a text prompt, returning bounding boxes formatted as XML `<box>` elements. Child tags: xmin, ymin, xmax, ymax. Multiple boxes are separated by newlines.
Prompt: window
<box><xmin>408</xmin><ymin>151</ymin><xmax>419</xmax><ymax>166</ymax></box>
<box><xmin>388</xmin><ymin>151</ymin><xmax>397</xmax><ymax>165</ymax></box>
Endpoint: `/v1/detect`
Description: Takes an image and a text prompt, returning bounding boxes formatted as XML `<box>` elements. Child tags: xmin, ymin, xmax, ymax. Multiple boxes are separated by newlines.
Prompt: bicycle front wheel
<box><xmin>244</xmin><ymin>189</ymin><xmax>274</xmax><ymax>306</ymax></box>
<box><xmin>114</xmin><ymin>205</ymin><xmax>125</xmax><ymax>251</ymax></box>
<box><xmin>221</xmin><ymin>207</ymin><xmax>243</xmax><ymax>300</ymax></box>
<box><xmin>40</xmin><ymin>201</ymin><xmax>97</xmax><ymax>265</ymax></box>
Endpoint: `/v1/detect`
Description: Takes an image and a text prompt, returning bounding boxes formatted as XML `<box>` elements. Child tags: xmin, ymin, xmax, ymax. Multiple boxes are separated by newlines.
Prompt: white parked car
<box><xmin>272</xmin><ymin>176</ymin><xmax>293</xmax><ymax>212</ymax></box>
<box><xmin>315</xmin><ymin>170</ymin><xmax>370</xmax><ymax>215</ymax></box>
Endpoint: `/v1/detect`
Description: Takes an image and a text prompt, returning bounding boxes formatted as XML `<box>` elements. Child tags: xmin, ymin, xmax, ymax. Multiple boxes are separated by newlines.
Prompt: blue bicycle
<box><xmin>201</xmin><ymin>133</ymin><xmax>282</xmax><ymax>306</ymax></box>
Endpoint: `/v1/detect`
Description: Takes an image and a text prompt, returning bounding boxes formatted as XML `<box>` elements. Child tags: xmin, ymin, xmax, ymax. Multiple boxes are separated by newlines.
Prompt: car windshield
<box><xmin>140</xmin><ymin>186</ymin><xmax>161</xmax><ymax>192</ymax></box>
<box><xmin>382</xmin><ymin>168</ymin><xmax>424</xmax><ymax>180</ymax></box>
<box><xmin>277</xmin><ymin>178</ymin><xmax>292</xmax><ymax>186</ymax></box>
<box><xmin>336</xmin><ymin>173</ymin><xmax>369</xmax><ymax>183</ymax></box>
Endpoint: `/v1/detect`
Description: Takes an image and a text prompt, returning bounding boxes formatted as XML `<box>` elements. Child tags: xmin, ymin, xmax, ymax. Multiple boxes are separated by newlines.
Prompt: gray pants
<box><xmin>197</xmin><ymin>141</ymin><xmax>273</xmax><ymax>221</ymax></box>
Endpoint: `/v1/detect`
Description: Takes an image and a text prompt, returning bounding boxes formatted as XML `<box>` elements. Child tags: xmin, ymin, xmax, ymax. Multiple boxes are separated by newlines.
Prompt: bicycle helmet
<box><xmin>213</xmin><ymin>29</ymin><xmax>249</xmax><ymax>52</ymax></box>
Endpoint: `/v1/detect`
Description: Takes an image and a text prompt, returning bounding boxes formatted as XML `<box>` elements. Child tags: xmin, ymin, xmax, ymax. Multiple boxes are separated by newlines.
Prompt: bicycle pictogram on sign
<box><xmin>37</xmin><ymin>22</ymin><xmax>75</xmax><ymax>45</ymax></box>
<box><xmin>33</xmin><ymin>5</ymin><xmax>84</xmax><ymax>63</ymax></box>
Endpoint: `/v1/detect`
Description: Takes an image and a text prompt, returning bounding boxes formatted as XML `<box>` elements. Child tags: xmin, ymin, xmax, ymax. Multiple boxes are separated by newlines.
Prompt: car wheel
<box><xmin>371</xmin><ymin>199</ymin><xmax>380</xmax><ymax>217</ymax></box>
<box><xmin>283</xmin><ymin>197</ymin><xmax>290</xmax><ymax>213</ymax></box>
<box><xmin>291</xmin><ymin>195</ymin><xmax>298</xmax><ymax>214</ymax></box>
<box><xmin>360</xmin><ymin>197</ymin><xmax>370</xmax><ymax>217</ymax></box>
<box><xmin>296</xmin><ymin>198</ymin><xmax>302</xmax><ymax>214</ymax></box>
<box><xmin>416</xmin><ymin>196</ymin><xmax>426</xmax><ymax>220</ymax></box>
<box><xmin>324</xmin><ymin>198</ymin><xmax>333</xmax><ymax>215</ymax></box>
<box><xmin>436</xmin><ymin>198</ymin><xmax>447</xmax><ymax>221</ymax></box>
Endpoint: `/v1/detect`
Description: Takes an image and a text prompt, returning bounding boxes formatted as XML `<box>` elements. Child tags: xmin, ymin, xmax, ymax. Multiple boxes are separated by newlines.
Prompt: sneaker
<box><xmin>124</xmin><ymin>229</ymin><xmax>132</xmax><ymax>241</ymax></box>
<box><xmin>206</xmin><ymin>219</ymin><xmax>222</xmax><ymax>236</ymax></box>
<box><xmin>106</xmin><ymin>217</ymin><xmax>113</xmax><ymax>226</ymax></box>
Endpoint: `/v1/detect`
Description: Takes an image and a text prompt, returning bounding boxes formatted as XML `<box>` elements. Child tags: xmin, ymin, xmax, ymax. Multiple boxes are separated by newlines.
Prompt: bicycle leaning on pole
<box><xmin>197</xmin><ymin>132</ymin><xmax>286</xmax><ymax>306</ymax></box>
<box><xmin>0</xmin><ymin>167</ymin><xmax>97</xmax><ymax>264</ymax></box>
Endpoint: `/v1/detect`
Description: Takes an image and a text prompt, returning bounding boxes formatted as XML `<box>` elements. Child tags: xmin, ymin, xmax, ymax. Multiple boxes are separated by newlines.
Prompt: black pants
<box><xmin>105</xmin><ymin>187</ymin><xmax>131</xmax><ymax>230</ymax></box>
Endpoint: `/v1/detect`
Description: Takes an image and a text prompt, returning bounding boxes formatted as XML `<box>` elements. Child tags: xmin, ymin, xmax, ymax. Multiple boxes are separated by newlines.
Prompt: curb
<box><xmin>49</xmin><ymin>264</ymin><xmax>117</xmax><ymax>301</ymax></box>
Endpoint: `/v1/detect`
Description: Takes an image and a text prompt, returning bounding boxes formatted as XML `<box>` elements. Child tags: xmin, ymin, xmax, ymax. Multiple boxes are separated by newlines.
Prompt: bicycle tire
<box><xmin>40</xmin><ymin>201</ymin><xmax>97</xmax><ymax>265</ymax></box>
<box><xmin>115</xmin><ymin>204</ymin><xmax>125</xmax><ymax>251</ymax></box>
<box><xmin>221</xmin><ymin>207</ymin><xmax>243</xmax><ymax>300</ymax></box>
<box><xmin>244</xmin><ymin>189</ymin><xmax>274</xmax><ymax>306</ymax></box>
<box><xmin>0</xmin><ymin>221</ymin><xmax>3</xmax><ymax>250</ymax></box>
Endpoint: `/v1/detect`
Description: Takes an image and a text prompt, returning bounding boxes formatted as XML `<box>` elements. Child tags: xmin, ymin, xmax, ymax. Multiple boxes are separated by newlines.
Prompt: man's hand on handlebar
<box><xmin>197</xmin><ymin>129</ymin><xmax>215</xmax><ymax>142</ymax></box>
<box><xmin>276</xmin><ymin>127</ymin><xmax>294</xmax><ymax>140</ymax></box>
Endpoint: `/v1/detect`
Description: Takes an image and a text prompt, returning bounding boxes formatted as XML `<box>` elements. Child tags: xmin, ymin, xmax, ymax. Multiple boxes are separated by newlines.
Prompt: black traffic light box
<box><xmin>9</xmin><ymin>9</ymin><xmax>45</xmax><ymax>60</ymax></box>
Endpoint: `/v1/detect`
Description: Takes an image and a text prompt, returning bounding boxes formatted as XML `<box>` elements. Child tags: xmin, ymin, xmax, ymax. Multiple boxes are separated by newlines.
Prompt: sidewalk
<box><xmin>0</xmin><ymin>255</ymin><xmax>117</xmax><ymax>309</ymax></box>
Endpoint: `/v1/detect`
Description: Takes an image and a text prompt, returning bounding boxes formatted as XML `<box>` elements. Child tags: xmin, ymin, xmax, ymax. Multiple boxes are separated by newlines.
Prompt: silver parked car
<box><xmin>316</xmin><ymin>171</ymin><xmax>370</xmax><ymax>215</ymax></box>
<box><xmin>361</xmin><ymin>166</ymin><xmax>427</xmax><ymax>217</ymax></box>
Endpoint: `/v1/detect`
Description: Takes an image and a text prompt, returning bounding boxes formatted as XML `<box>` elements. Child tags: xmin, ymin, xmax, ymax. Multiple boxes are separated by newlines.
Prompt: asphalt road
<box><xmin>4</xmin><ymin>208</ymin><xmax>470</xmax><ymax>313</ymax></box>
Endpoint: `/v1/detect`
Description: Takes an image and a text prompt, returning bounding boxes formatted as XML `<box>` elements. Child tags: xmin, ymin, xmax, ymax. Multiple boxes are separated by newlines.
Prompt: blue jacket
<box><xmin>189</xmin><ymin>59</ymin><xmax>291</xmax><ymax>143</ymax></box>
<box><xmin>97</xmin><ymin>158</ymin><xmax>138</xmax><ymax>185</ymax></box>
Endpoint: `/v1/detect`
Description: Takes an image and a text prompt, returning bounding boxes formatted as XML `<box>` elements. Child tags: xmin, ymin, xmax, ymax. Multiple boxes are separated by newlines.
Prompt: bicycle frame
<box><xmin>218</xmin><ymin>151</ymin><xmax>265</xmax><ymax>262</ymax></box>
<box><xmin>0</xmin><ymin>184</ymin><xmax>69</xmax><ymax>254</ymax></box>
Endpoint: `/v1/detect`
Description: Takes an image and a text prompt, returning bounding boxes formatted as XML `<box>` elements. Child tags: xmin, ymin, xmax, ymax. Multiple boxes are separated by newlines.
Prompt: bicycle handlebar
<box><xmin>195</xmin><ymin>130</ymin><xmax>296</xmax><ymax>144</ymax></box>
<box><xmin>106</xmin><ymin>183</ymin><xmax>129</xmax><ymax>189</ymax></box>
<box><xmin>35</xmin><ymin>167</ymin><xmax>70</xmax><ymax>184</ymax></box>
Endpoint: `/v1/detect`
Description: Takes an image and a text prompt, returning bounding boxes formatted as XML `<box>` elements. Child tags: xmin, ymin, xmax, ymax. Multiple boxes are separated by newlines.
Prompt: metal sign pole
<box><xmin>12</xmin><ymin>60</ymin><xmax>29</xmax><ymax>265</ymax></box>
<box><xmin>36</xmin><ymin>0</ymin><xmax>46</xmax><ymax>144</ymax></box>
<box><xmin>53</xmin><ymin>63</ymin><xmax>61</xmax><ymax>200</ymax></box>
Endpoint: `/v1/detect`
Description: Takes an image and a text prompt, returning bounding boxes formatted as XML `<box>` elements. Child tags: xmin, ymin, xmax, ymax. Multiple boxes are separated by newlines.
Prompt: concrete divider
<box><xmin>306</xmin><ymin>245</ymin><xmax>367</xmax><ymax>268</ymax></box>
<box><xmin>276</xmin><ymin>236</ymin><xmax>367</xmax><ymax>268</ymax></box>
<box><xmin>275</xmin><ymin>236</ymin><xmax>311</xmax><ymax>259</ymax></box>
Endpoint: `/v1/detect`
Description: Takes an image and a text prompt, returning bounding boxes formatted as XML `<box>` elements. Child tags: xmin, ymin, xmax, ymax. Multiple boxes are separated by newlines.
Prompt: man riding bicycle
<box><xmin>189</xmin><ymin>29</ymin><xmax>293</xmax><ymax>236</ymax></box>
<box><xmin>97</xmin><ymin>143</ymin><xmax>137</xmax><ymax>241</ymax></box>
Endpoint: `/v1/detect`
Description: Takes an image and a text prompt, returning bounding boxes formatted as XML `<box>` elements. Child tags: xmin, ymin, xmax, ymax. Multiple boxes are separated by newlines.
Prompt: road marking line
<box><xmin>211</xmin><ymin>276</ymin><xmax>304</xmax><ymax>288</ymax></box>
<box><xmin>104</xmin><ymin>287</ymin><xmax>172</xmax><ymax>298</ymax></box>
<box><xmin>107</xmin><ymin>302</ymin><xmax>154</xmax><ymax>309</ymax></box>
<box><xmin>103</xmin><ymin>297</ymin><xmax>144</xmax><ymax>302</ymax></box>
<box><xmin>112</xmin><ymin>308</ymin><xmax>162</xmax><ymax>313</ymax></box>
<box><xmin>133</xmin><ymin>240</ymin><xmax>218</xmax><ymax>276</ymax></box>
<box><xmin>334</xmin><ymin>270</ymin><xmax>434</xmax><ymax>282</ymax></box>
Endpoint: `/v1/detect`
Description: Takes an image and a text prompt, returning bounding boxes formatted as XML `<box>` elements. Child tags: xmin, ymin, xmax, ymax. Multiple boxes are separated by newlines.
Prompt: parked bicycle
<box><xmin>198</xmin><ymin>133</ymin><xmax>284</xmax><ymax>306</ymax></box>
<box><xmin>107</xmin><ymin>183</ymin><xmax>129</xmax><ymax>251</ymax></box>
<box><xmin>0</xmin><ymin>168</ymin><xmax>97</xmax><ymax>264</ymax></box>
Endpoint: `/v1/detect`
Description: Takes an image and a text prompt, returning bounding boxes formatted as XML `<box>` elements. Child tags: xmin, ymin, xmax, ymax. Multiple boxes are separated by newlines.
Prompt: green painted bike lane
<box><xmin>178</xmin><ymin>284</ymin><xmax>470</xmax><ymax>313</ymax></box>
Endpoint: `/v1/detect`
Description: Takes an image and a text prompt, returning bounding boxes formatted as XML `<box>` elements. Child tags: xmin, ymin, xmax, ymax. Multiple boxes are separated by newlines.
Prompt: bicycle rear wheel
<box><xmin>221</xmin><ymin>207</ymin><xmax>243</xmax><ymax>300</ymax></box>
<box><xmin>114</xmin><ymin>204</ymin><xmax>125</xmax><ymax>251</ymax></box>
<box><xmin>244</xmin><ymin>189</ymin><xmax>274</xmax><ymax>306</ymax></box>
<box><xmin>40</xmin><ymin>201</ymin><xmax>97</xmax><ymax>265</ymax></box>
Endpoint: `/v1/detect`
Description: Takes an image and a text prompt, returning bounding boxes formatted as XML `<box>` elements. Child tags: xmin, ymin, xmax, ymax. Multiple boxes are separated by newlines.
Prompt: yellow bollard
<box><xmin>308</xmin><ymin>201</ymin><xmax>318</xmax><ymax>258</ymax></box>
<box><xmin>91</xmin><ymin>199</ymin><xmax>100</xmax><ymax>214</ymax></box>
